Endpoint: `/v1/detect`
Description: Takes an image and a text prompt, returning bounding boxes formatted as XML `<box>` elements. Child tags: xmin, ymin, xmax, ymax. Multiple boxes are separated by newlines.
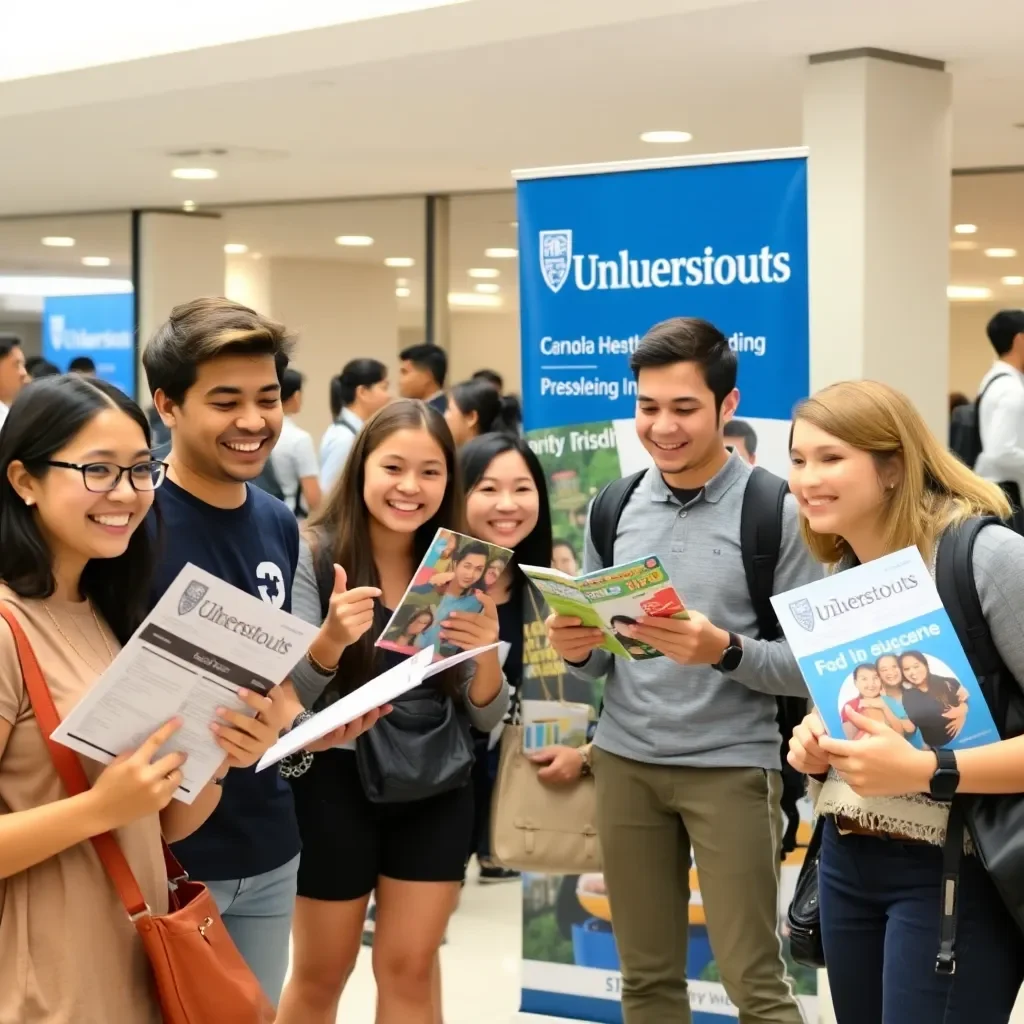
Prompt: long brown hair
<box><xmin>793</xmin><ymin>380</ymin><xmax>1010</xmax><ymax>566</ymax></box>
<box><xmin>306</xmin><ymin>399</ymin><xmax>465</xmax><ymax>695</ymax></box>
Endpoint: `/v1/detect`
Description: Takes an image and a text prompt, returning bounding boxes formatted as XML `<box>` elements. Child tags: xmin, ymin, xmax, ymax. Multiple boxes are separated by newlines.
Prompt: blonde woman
<box><xmin>786</xmin><ymin>380</ymin><xmax>1024</xmax><ymax>1023</ymax></box>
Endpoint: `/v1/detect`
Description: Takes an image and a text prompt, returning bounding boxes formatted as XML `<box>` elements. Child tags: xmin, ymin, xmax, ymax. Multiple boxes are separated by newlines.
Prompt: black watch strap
<box><xmin>714</xmin><ymin>632</ymin><xmax>743</xmax><ymax>672</ymax></box>
<box><xmin>929</xmin><ymin>747</ymin><xmax>959</xmax><ymax>802</ymax></box>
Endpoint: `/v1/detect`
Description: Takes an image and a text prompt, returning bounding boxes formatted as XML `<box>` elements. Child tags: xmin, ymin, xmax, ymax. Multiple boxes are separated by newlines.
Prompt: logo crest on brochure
<box><xmin>789</xmin><ymin>598</ymin><xmax>815</xmax><ymax>632</ymax></box>
<box><xmin>178</xmin><ymin>581</ymin><xmax>208</xmax><ymax>616</ymax></box>
<box><xmin>540</xmin><ymin>230</ymin><xmax>572</xmax><ymax>293</ymax></box>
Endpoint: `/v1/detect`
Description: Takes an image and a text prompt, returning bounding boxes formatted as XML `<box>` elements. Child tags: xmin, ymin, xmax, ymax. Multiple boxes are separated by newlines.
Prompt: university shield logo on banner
<box><xmin>789</xmin><ymin>598</ymin><xmax>815</xmax><ymax>632</ymax></box>
<box><xmin>539</xmin><ymin>230</ymin><xmax>572</xmax><ymax>293</ymax></box>
<box><xmin>178</xmin><ymin>581</ymin><xmax>208</xmax><ymax>616</ymax></box>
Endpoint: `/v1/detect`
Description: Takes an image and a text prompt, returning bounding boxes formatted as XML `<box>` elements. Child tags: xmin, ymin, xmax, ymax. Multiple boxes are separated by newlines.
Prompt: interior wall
<box><xmin>269</xmin><ymin>257</ymin><xmax>400</xmax><ymax>442</ymax></box>
<box><xmin>949</xmin><ymin>302</ymin><xmax>1001</xmax><ymax>396</ymax></box>
<box><xmin>0</xmin><ymin>317</ymin><xmax>42</xmax><ymax>358</ymax></box>
<box><xmin>448</xmin><ymin>310</ymin><xmax>520</xmax><ymax>393</ymax></box>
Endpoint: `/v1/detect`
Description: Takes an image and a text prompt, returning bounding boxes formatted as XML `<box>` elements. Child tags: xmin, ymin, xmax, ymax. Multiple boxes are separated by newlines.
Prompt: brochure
<box><xmin>51</xmin><ymin>564</ymin><xmax>320</xmax><ymax>803</ymax></box>
<box><xmin>519</xmin><ymin>555</ymin><xmax>687</xmax><ymax>661</ymax></box>
<box><xmin>772</xmin><ymin>546</ymin><xmax>999</xmax><ymax>751</ymax></box>
<box><xmin>377</xmin><ymin>528</ymin><xmax>514</xmax><ymax>662</ymax></box>
<box><xmin>257</xmin><ymin>641</ymin><xmax>505</xmax><ymax>770</ymax></box>
<box><xmin>520</xmin><ymin>698</ymin><xmax>591</xmax><ymax>752</ymax></box>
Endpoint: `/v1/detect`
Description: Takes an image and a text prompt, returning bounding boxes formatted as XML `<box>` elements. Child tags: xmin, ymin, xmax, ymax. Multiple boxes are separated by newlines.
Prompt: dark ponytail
<box><xmin>338</xmin><ymin>358</ymin><xmax>387</xmax><ymax>409</ymax></box>
<box><xmin>450</xmin><ymin>379</ymin><xmax>522</xmax><ymax>437</ymax></box>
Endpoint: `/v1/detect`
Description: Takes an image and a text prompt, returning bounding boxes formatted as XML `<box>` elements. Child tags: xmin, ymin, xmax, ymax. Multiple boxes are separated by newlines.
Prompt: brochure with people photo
<box><xmin>772</xmin><ymin>547</ymin><xmax>999</xmax><ymax>751</ymax></box>
<box><xmin>519</xmin><ymin>555</ymin><xmax>688</xmax><ymax>661</ymax></box>
<box><xmin>377</xmin><ymin>528</ymin><xmax>514</xmax><ymax>662</ymax></box>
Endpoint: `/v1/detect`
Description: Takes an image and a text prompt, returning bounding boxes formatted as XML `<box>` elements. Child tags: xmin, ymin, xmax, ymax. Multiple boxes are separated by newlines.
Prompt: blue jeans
<box><xmin>204</xmin><ymin>853</ymin><xmax>299</xmax><ymax>1007</ymax></box>
<box><xmin>819</xmin><ymin>818</ymin><xmax>1024</xmax><ymax>1024</ymax></box>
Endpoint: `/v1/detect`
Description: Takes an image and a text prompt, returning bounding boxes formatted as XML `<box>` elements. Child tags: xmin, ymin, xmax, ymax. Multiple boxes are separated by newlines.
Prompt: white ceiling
<box><xmin>1</xmin><ymin>0</ymin><xmax>1024</xmax><ymax>217</ymax></box>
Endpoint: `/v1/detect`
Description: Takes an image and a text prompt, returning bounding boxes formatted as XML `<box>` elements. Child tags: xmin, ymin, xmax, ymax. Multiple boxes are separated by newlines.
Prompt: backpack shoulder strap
<box><xmin>740</xmin><ymin>467</ymin><xmax>789</xmax><ymax>642</ymax></box>
<box><xmin>588</xmin><ymin>471</ymin><xmax>646</xmax><ymax>568</ymax></box>
<box><xmin>935</xmin><ymin>517</ymin><xmax>1006</xmax><ymax>687</ymax></box>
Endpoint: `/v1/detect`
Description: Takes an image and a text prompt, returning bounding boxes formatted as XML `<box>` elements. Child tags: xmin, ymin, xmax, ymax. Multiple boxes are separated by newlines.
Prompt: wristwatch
<box><xmin>713</xmin><ymin>632</ymin><xmax>744</xmax><ymax>672</ymax></box>
<box><xmin>928</xmin><ymin>747</ymin><xmax>960</xmax><ymax>802</ymax></box>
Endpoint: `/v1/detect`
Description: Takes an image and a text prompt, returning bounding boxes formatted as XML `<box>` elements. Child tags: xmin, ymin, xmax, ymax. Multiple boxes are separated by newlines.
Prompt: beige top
<box><xmin>0</xmin><ymin>586</ymin><xmax>167</xmax><ymax>1024</ymax></box>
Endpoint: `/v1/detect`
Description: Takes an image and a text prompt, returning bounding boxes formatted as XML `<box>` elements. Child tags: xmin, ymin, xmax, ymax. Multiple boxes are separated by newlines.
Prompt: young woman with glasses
<box><xmin>0</xmin><ymin>375</ymin><xmax>279</xmax><ymax>1024</ymax></box>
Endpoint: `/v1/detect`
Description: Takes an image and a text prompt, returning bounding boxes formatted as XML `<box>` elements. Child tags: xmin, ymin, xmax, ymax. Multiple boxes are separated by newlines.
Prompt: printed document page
<box><xmin>772</xmin><ymin>547</ymin><xmax>998</xmax><ymax>750</ymax></box>
<box><xmin>258</xmin><ymin>641</ymin><xmax>504</xmax><ymax>770</ymax></box>
<box><xmin>52</xmin><ymin>564</ymin><xmax>320</xmax><ymax>803</ymax></box>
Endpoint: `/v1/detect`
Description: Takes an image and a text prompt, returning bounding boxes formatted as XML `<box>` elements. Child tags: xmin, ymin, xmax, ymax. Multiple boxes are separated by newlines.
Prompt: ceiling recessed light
<box><xmin>171</xmin><ymin>168</ymin><xmax>218</xmax><ymax>180</ymax></box>
<box><xmin>475</xmin><ymin>283</ymin><xmax>500</xmax><ymax>294</ymax></box>
<box><xmin>81</xmin><ymin>256</ymin><xmax>111</xmax><ymax>267</ymax></box>
<box><xmin>640</xmin><ymin>130</ymin><xmax>693</xmax><ymax>144</ymax></box>
<box><xmin>468</xmin><ymin>268</ymin><xmax>500</xmax><ymax>279</ymax></box>
<box><xmin>950</xmin><ymin>240</ymin><xmax>978</xmax><ymax>251</ymax></box>
<box><xmin>509</xmin><ymin>221</ymin><xmax>519</xmax><ymax>228</ymax></box>
<box><xmin>1002</xmin><ymin>276</ymin><xmax>1024</xmax><ymax>286</ymax></box>
<box><xmin>948</xmin><ymin>285</ymin><xmax>994</xmax><ymax>300</ymax></box>
<box><xmin>336</xmin><ymin>235</ymin><xmax>374</xmax><ymax>247</ymax></box>
<box><xmin>396</xmin><ymin>287</ymin><xmax>411</xmax><ymax>298</ymax></box>
<box><xmin>385</xmin><ymin>257</ymin><xmax>415</xmax><ymax>267</ymax></box>
<box><xmin>224</xmin><ymin>243</ymin><xmax>249</xmax><ymax>255</ymax></box>
<box><xmin>449</xmin><ymin>292</ymin><xmax>502</xmax><ymax>308</ymax></box>
<box><xmin>41</xmin><ymin>236</ymin><xmax>75</xmax><ymax>247</ymax></box>
<box><xmin>985</xmin><ymin>248</ymin><xmax>1017</xmax><ymax>258</ymax></box>
<box><xmin>954</xmin><ymin>223</ymin><xmax>978</xmax><ymax>235</ymax></box>
<box><xmin>182</xmin><ymin>200</ymin><xmax>197</xmax><ymax>212</ymax></box>
<box><xmin>484</xmin><ymin>248</ymin><xmax>518</xmax><ymax>259</ymax></box>
<box><xmin>396</xmin><ymin>277</ymin><xmax>409</xmax><ymax>287</ymax></box>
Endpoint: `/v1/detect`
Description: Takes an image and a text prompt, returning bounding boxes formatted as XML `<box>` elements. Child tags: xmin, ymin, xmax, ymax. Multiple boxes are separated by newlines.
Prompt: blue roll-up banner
<box><xmin>516</xmin><ymin>150</ymin><xmax>816</xmax><ymax>1024</ymax></box>
<box><xmin>43</xmin><ymin>293</ymin><xmax>135</xmax><ymax>397</ymax></box>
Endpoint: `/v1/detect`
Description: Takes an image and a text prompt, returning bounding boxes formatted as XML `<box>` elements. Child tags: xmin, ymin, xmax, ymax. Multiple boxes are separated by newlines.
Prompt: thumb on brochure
<box><xmin>333</xmin><ymin>564</ymin><xmax>348</xmax><ymax>595</ymax></box>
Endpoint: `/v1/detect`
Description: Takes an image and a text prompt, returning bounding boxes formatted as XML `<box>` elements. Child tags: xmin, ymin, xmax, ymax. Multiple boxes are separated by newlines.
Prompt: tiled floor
<box><xmin>334</xmin><ymin>865</ymin><xmax>588</xmax><ymax>1024</ymax></box>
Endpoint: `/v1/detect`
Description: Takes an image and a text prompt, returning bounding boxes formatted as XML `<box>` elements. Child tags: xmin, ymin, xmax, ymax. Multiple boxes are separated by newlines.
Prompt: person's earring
<box><xmin>24</xmin><ymin>497</ymin><xmax>34</xmax><ymax>506</ymax></box>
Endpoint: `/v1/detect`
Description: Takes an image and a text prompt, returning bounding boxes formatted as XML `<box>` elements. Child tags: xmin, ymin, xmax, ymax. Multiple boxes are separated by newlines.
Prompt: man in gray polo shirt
<box><xmin>549</xmin><ymin>317</ymin><xmax>819</xmax><ymax>1024</ymax></box>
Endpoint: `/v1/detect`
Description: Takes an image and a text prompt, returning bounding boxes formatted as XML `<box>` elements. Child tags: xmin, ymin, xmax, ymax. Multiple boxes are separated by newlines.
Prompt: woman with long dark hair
<box><xmin>319</xmin><ymin>358</ymin><xmax>391</xmax><ymax>491</ymax></box>
<box><xmin>458</xmin><ymin>432</ymin><xmax>555</xmax><ymax>881</ymax></box>
<box><xmin>0</xmin><ymin>376</ymin><xmax>272</xmax><ymax>1023</ymax></box>
<box><xmin>445</xmin><ymin>378</ymin><xmax>522</xmax><ymax>446</ymax></box>
<box><xmin>276</xmin><ymin>399</ymin><xmax>509</xmax><ymax>1024</ymax></box>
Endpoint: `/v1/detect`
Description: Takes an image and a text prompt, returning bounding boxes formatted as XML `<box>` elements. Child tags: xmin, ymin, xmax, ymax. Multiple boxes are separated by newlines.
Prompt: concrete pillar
<box><xmin>804</xmin><ymin>48</ymin><xmax>952</xmax><ymax>438</ymax></box>
<box><xmin>134</xmin><ymin>211</ymin><xmax>226</xmax><ymax>400</ymax></box>
<box><xmin>425</xmin><ymin>195</ymin><xmax>451</xmax><ymax>351</ymax></box>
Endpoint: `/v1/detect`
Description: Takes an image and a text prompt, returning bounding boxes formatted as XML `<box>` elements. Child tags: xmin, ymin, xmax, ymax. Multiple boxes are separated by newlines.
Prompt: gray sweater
<box><xmin>574</xmin><ymin>455</ymin><xmax>822</xmax><ymax>769</ymax></box>
<box><xmin>289</xmin><ymin>538</ymin><xmax>509</xmax><ymax>732</ymax></box>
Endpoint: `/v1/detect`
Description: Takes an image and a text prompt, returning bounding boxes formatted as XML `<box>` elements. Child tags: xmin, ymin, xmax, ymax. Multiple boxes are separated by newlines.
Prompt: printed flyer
<box><xmin>377</xmin><ymin>528</ymin><xmax>513</xmax><ymax>661</ymax></box>
<box><xmin>772</xmin><ymin>546</ymin><xmax>998</xmax><ymax>750</ymax></box>
<box><xmin>520</xmin><ymin>556</ymin><xmax>686</xmax><ymax>661</ymax></box>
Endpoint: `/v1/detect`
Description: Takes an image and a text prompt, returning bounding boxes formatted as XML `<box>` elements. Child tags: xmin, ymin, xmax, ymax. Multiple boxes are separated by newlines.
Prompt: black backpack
<box><xmin>949</xmin><ymin>374</ymin><xmax>1010</xmax><ymax>468</ymax></box>
<box><xmin>251</xmin><ymin>457</ymin><xmax>285</xmax><ymax>503</ymax></box>
<box><xmin>588</xmin><ymin>466</ymin><xmax>808</xmax><ymax>855</ymax></box>
<box><xmin>933</xmin><ymin>517</ymin><xmax>1024</xmax><ymax>967</ymax></box>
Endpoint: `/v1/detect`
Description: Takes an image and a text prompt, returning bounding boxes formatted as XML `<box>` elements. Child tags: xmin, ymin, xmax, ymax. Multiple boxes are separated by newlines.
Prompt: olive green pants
<box><xmin>592</xmin><ymin>747</ymin><xmax>804</xmax><ymax>1024</ymax></box>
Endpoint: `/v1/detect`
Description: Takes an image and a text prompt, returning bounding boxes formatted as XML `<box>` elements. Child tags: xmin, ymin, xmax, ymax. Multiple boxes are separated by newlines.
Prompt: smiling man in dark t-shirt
<box><xmin>142</xmin><ymin>297</ymin><xmax>383</xmax><ymax>1006</ymax></box>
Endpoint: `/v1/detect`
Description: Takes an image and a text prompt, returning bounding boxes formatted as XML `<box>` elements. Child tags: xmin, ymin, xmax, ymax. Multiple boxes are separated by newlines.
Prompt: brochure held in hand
<box><xmin>772</xmin><ymin>546</ymin><xmax>998</xmax><ymax>750</ymax></box>
<box><xmin>520</xmin><ymin>555</ymin><xmax>687</xmax><ymax>661</ymax></box>
<box><xmin>377</xmin><ymin>528</ymin><xmax>514</xmax><ymax>662</ymax></box>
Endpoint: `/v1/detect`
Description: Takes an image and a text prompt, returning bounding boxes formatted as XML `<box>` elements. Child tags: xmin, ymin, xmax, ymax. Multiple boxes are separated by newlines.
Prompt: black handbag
<box><xmin>786</xmin><ymin>815</ymin><xmax>826</xmax><ymax>969</ymax></box>
<box><xmin>355</xmin><ymin>685</ymin><xmax>474</xmax><ymax>803</ymax></box>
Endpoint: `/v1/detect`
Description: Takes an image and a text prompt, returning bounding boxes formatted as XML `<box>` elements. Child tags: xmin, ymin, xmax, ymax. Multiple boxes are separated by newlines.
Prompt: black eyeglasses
<box><xmin>45</xmin><ymin>460</ymin><xmax>168</xmax><ymax>493</ymax></box>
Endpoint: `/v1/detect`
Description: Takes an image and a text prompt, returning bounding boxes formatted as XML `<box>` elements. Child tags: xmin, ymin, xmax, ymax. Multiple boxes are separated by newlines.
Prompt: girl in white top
<box><xmin>787</xmin><ymin>380</ymin><xmax>1024</xmax><ymax>1024</ymax></box>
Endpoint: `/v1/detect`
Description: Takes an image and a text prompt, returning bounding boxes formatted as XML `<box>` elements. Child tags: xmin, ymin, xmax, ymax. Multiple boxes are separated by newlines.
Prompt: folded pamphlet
<box><xmin>51</xmin><ymin>564</ymin><xmax>320</xmax><ymax>803</ymax></box>
<box><xmin>377</xmin><ymin>528</ymin><xmax>514</xmax><ymax>662</ymax></box>
<box><xmin>257</xmin><ymin>641</ymin><xmax>505</xmax><ymax>770</ymax></box>
<box><xmin>772</xmin><ymin>546</ymin><xmax>998</xmax><ymax>750</ymax></box>
<box><xmin>520</xmin><ymin>555</ymin><xmax>687</xmax><ymax>661</ymax></box>
<box><xmin>520</xmin><ymin>698</ymin><xmax>591</xmax><ymax>752</ymax></box>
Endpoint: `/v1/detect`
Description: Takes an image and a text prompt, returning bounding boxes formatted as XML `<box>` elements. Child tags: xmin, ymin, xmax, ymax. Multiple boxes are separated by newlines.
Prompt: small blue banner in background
<box><xmin>43</xmin><ymin>293</ymin><xmax>135</xmax><ymax>397</ymax></box>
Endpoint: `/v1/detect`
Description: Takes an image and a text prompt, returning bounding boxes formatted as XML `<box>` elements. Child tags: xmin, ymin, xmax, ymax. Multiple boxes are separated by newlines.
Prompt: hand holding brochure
<box><xmin>377</xmin><ymin>528</ymin><xmax>514</xmax><ymax>662</ymax></box>
<box><xmin>772</xmin><ymin>547</ymin><xmax>998</xmax><ymax>750</ymax></box>
<box><xmin>519</xmin><ymin>555</ymin><xmax>687</xmax><ymax>661</ymax></box>
<box><xmin>51</xmin><ymin>565</ymin><xmax>321</xmax><ymax>803</ymax></box>
<box><xmin>257</xmin><ymin>641</ymin><xmax>506</xmax><ymax>770</ymax></box>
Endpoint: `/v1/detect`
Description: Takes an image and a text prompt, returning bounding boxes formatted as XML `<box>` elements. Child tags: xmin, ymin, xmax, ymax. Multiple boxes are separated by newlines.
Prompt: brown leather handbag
<box><xmin>0</xmin><ymin>604</ymin><xmax>275</xmax><ymax>1024</ymax></box>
